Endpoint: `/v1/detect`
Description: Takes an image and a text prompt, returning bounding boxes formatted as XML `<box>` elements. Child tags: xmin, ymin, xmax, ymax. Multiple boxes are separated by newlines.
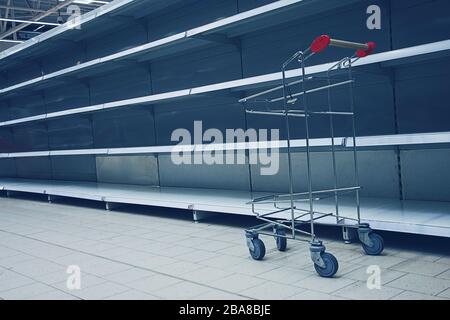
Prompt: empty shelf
<box><xmin>0</xmin><ymin>0</ymin><xmax>311</xmax><ymax>97</ymax></box>
<box><xmin>1</xmin><ymin>132</ymin><xmax>449</xmax><ymax>159</ymax></box>
<box><xmin>0</xmin><ymin>178</ymin><xmax>449</xmax><ymax>237</ymax></box>
<box><xmin>1</xmin><ymin>40</ymin><xmax>449</xmax><ymax>130</ymax></box>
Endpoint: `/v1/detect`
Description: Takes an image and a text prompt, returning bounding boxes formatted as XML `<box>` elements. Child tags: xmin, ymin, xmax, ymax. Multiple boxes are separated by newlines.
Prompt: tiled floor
<box><xmin>0</xmin><ymin>195</ymin><xmax>449</xmax><ymax>300</ymax></box>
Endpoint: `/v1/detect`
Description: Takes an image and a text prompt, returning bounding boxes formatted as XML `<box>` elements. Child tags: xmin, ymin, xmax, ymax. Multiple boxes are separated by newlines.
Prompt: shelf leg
<box><xmin>6</xmin><ymin>190</ymin><xmax>20</xmax><ymax>198</ymax></box>
<box><xmin>342</xmin><ymin>226</ymin><xmax>357</xmax><ymax>244</ymax></box>
<box><xmin>192</xmin><ymin>210</ymin><xmax>216</xmax><ymax>223</ymax></box>
<box><xmin>105</xmin><ymin>201</ymin><xmax>123</xmax><ymax>212</ymax></box>
<box><xmin>47</xmin><ymin>195</ymin><xmax>61</xmax><ymax>204</ymax></box>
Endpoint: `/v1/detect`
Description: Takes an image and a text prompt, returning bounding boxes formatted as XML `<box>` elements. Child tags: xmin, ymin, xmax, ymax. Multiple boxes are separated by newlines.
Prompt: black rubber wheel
<box><xmin>362</xmin><ymin>232</ymin><xmax>384</xmax><ymax>256</ymax></box>
<box><xmin>314</xmin><ymin>252</ymin><xmax>339</xmax><ymax>278</ymax></box>
<box><xmin>249</xmin><ymin>238</ymin><xmax>266</xmax><ymax>260</ymax></box>
<box><xmin>275</xmin><ymin>229</ymin><xmax>287</xmax><ymax>252</ymax></box>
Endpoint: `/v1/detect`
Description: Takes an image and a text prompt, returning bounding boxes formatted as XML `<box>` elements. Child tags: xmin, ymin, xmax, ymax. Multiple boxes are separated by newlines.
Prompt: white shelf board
<box><xmin>0</xmin><ymin>178</ymin><xmax>449</xmax><ymax>237</ymax></box>
<box><xmin>347</xmin><ymin>132</ymin><xmax>450</xmax><ymax>147</ymax></box>
<box><xmin>1</xmin><ymin>39</ymin><xmax>449</xmax><ymax>129</ymax></box>
<box><xmin>1</xmin><ymin>132</ymin><xmax>449</xmax><ymax>159</ymax></box>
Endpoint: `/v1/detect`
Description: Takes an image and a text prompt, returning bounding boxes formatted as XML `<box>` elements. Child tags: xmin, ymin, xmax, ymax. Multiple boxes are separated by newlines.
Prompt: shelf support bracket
<box><xmin>192</xmin><ymin>209</ymin><xmax>217</xmax><ymax>223</ymax></box>
<box><xmin>47</xmin><ymin>194</ymin><xmax>62</xmax><ymax>204</ymax></box>
<box><xmin>192</xmin><ymin>34</ymin><xmax>240</xmax><ymax>49</ymax></box>
<box><xmin>105</xmin><ymin>201</ymin><xmax>123</xmax><ymax>212</ymax></box>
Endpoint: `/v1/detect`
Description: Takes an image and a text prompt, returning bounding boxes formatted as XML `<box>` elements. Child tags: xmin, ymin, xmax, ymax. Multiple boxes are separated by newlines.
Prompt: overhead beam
<box><xmin>0</xmin><ymin>18</ymin><xmax>60</xmax><ymax>26</ymax></box>
<box><xmin>0</xmin><ymin>0</ymin><xmax>77</xmax><ymax>40</ymax></box>
<box><xmin>0</xmin><ymin>5</ymin><xmax>47</xmax><ymax>14</ymax></box>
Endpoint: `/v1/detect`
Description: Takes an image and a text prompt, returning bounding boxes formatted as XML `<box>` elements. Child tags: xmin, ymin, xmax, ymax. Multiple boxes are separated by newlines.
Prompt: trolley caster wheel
<box><xmin>361</xmin><ymin>232</ymin><xmax>384</xmax><ymax>256</ymax></box>
<box><xmin>314</xmin><ymin>252</ymin><xmax>339</xmax><ymax>278</ymax></box>
<box><xmin>274</xmin><ymin>229</ymin><xmax>287</xmax><ymax>252</ymax></box>
<box><xmin>248</xmin><ymin>238</ymin><xmax>266</xmax><ymax>261</ymax></box>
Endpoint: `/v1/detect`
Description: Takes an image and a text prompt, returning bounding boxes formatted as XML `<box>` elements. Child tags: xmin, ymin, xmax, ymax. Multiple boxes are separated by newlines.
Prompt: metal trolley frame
<box><xmin>240</xmin><ymin>35</ymin><xmax>384</xmax><ymax>277</ymax></box>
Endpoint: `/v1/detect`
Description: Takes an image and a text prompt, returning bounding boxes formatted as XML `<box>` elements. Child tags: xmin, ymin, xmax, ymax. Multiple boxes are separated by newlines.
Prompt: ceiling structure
<box><xmin>0</xmin><ymin>0</ymin><xmax>111</xmax><ymax>51</ymax></box>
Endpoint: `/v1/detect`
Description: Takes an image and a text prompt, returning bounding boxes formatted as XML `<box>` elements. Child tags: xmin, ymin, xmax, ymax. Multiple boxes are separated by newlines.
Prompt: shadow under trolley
<box><xmin>240</xmin><ymin>35</ymin><xmax>384</xmax><ymax>278</ymax></box>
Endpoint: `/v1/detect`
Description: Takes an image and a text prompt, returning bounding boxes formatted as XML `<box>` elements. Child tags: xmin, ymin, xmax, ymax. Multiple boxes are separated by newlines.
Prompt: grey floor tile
<box><xmin>199</xmin><ymin>255</ymin><xmax>251</xmax><ymax>269</ymax></box>
<box><xmin>240</xmin><ymin>281</ymin><xmax>304</xmax><ymax>300</ymax></box>
<box><xmin>103</xmin><ymin>268</ymin><xmax>156</xmax><ymax>285</ymax></box>
<box><xmin>227</xmin><ymin>259</ymin><xmax>280</xmax><ymax>276</ymax></box>
<box><xmin>270</xmin><ymin>252</ymin><xmax>313</xmax><ymax>270</ymax></box>
<box><xmin>438</xmin><ymin>288</ymin><xmax>450</xmax><ymax>299</ymax></box>
<box><xmin>11</xmin><ymin>259</ymin><xmax>65</xmax><ymax>278</ymax></box>
<box><xmin>27</xmin><ymin>290</ymin><xmax>80</xmax><ymax>300</ymax></box>
<box><xmin>336</xmin><ymin>262</ymin><xmax>364</xmax><ymax>276</ymax></box>
<box><xmin>54</xmin><ymin>252</ymin><xmax>103</xmax><ymax>266</ymax></box>
<box><xmin>328</xmin><ymin>248</ymin><xmax>369</xmax><ymax>263</ymax></box>
<box><xmin>155</xmin><ymin>281</ymin><xmax>210</xmax><ymax>299</ymax></box>
<box><xmin>288</xmin><ymin>290</ymin><xmax>344</xmax><ymax>300</ymax></box>
<box><xmin>127</xmin><ymin>274</ymin><xmax>182</xmax><ymax>294</ymax></box>
<box><xmin>114</xmin><ymin>251</ymin><xmax>178</xmax><ymax>269</ymax></box>
<box><xmin>0</xmin><ymin>270</ymin><xmax>35</xmax><ymax>292</ymax></box>
<box><xmin>78</xmin><ymin>260</ymin><xmax>132</xmax><ymax>277</ymax></box>
<box><xmin>215</xmin><ymin>245</ymin><xmax>249</xmax><ymax>258</ymax></box>
<box><xmin>256</xmin><ymin>266</ymin><xmax>313</xmax><ymax>285</ymax></box>
<box><xmin>0</xmin><ymin>283</ymin><xmax>55</xmax><ymax>300</ymax></box>
<box><xmin>391</xmin><ymin>291</ymin><xmax>445</xmax><ymax>300</ymax></box>
<box><xmin>177</xmin><ymin>250</ymin><xmax>220</xmax><ymax>263</ymax></box>
<box><xmin>180</xmin><ymin>266</ymin><xmax>233</xmax><ymax>284</ymax></box>
<box><xmin>105</xmin><ymin>290</ymin><xmax>160</xmax><ymax>300</ymax></box>
<box><xmin>333</xmin><ymin>281</ymin><xmax>403</xmax><ymax>300</ymax></box>
<box><xmin>436</xmin><ymin>269</ymin><xmax>450</xmax><ymax>280</ymax></box>
<box><xmin>1</xmin><ymin>197</ymin><xmax>449</xmax><ymax>300</ymax></box>
<box><xmin>0</xmin><ymin>253</ymin><xmax>36</xmax><ymax>268</ymax></box>
<box><xmin>209</xmin><ymin>274</ymin><xmax>266</xmax><ymax>293</ymax></box>
<box><xmin>342</xmin><ymin>265</ymin><xmax>406</xmax><ymax>285</ymax></box>
<box><xmin>0</xmin><ymin>246</ymin><xmax>21</xmax><ymax>259</ymax></box>
<box><xmin>34</xmin><ymin>270</ymin><xmax>73</xmax><ymax>285</ymax></box>
<box><xmin>53</xmin><ymin>274</ymin><xmax>106</xmax><ymax>293</ymax></box>
<box><xmin>294</xmin><ymin>275</ymin><xmax>356</xmax><ymax>294</ymax></box>
<box><xmin>193</xmin><ymin>289</ymin><xmax>248</xmax><ymax>300</ymax></box>
<box><xmin>153</xmin><ymin>245</ymin><xmax>196</xmax><ymax>258</ymax></box>
<box><xmin>70</xmin><ymin>282</ymin><xmax>130</xmax><ymax>300</ymax></box>
<box><xmin>387</xmin><ymin>274</ymin><xmax>450</xmax><ymax>296</ymax></box>
<box><xmin>152</xmin><ymin>261</ymin><xmax>201</xmax><ymax>277</ymax></box>
<box><xmin>435</xmin><ymin>256</ymin><xmax>450</xmax><ymax>265</ymax></box>
<box><xmin>390</xmin><ymin>259</ymin><xmax>449</xmax><ymax>277</ymax></box>
<box><xmin>395</xmin><ymin>250</ymin><xmax>444</xmax><ymax>262</ymax></box>
<box><xmin>350</xmin><ymin>255</ymin><xmax>407</xmax><ymax>269</ymax></box>
<box><xmin>95</xmin><ymin>246</ymin><xmax>132</xmax><ymax>258</ymax></box>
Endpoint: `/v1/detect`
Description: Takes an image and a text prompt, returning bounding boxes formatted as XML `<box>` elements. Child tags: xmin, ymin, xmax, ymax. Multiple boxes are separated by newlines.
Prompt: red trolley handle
<box><xmin>310</xmin><ymin>35</ymin><xmax>376</xmax><ymax>57</ymax></box>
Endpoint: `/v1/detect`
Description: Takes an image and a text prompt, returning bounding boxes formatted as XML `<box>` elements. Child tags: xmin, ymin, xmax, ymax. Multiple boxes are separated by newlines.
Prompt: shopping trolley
<box><xmin>241</xmin><ymin>35</ymin><xmax>384</xmax><ymax>278</ymax></box>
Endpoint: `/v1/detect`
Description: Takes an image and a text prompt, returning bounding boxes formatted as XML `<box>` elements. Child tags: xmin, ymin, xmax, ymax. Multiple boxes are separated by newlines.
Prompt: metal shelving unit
<box><xmin>1</xmin><ymin>0</ymin><xmax>449</xmax><ymax>242</ymax></box>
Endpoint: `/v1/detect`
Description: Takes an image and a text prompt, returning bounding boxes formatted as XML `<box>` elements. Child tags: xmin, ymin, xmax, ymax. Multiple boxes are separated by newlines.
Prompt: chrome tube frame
<box><xmin>242</xmin><ymin>42</ymin><xmax>366</xmax><ymax>246</ymax></box>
